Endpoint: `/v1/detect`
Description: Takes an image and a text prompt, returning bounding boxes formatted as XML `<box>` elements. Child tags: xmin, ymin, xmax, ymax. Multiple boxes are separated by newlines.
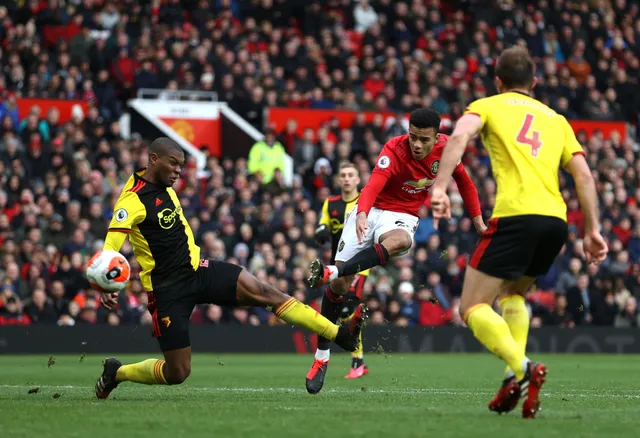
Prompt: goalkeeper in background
<box><xmin>306</xmin><ymin>162</ymin><xmax>370</xmax><ymax>395</ymax></box>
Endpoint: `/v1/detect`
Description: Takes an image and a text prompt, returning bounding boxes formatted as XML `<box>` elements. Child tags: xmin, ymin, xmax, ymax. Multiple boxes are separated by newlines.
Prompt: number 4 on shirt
<box><xmin>516</xmin><ymin>113</ymin><xmax>543</xmax><ymax>157</ymax></box>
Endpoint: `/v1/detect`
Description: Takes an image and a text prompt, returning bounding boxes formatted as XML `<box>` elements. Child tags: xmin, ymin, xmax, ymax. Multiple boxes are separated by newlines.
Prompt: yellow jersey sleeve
<box><xmin>103</xmin><ymin>231</ymin><xmax>127</xmax><ymax>252</ymax></box>
<box><xmin>108</xmin><ymin>190</ymin><xmax>147</xmax><ymax>232</ymax></box>
<box><xmin>560</xmin><ymin>117</ymin><xmax>585</xmax><ymax>167</ymax></box>
<box><xmin>318</xmin><ymin>199</ymin><xmax>331</xmax><ymax>230</ymax></box>
<box><xmin>464</xmin><ymin>98</ymin><xmax>488</xmax><ymax>125</ymax></box>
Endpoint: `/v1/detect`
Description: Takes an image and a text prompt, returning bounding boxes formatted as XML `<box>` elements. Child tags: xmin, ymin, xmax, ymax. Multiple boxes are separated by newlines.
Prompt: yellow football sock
<box><xmin>500</xmin><ymin>294</ymin><xmax>530</xmax><ymax>378</ymax></box>
<box><xmin>465</xmin><ymin>304</ymin><xmax>527</xmax><ymax>381</ymax></box>
<box><xmin>352</xmin><ymin>331</ymin><xmax>364</xmax><ymax>359</ymax></box>
<box><xmin>115</xmin><ymin>359</ymin><xmax>168</xmax><ymax>385</ymax></box>
<box><xmin>276</xmin><ymin>297</ymin><xmax>339</xmax><ymax>340</ymax></box>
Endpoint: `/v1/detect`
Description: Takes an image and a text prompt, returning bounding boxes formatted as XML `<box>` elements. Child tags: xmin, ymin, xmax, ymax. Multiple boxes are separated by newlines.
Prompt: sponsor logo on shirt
<box><xmin>157</xmin><ymin>206</ymin><xmax>182</xmax><ymax>230</ymax></box>
<box><xmin>402</xmin><ymin>177</ymin><xmax>434</xmax><ymax>194</ymax></box>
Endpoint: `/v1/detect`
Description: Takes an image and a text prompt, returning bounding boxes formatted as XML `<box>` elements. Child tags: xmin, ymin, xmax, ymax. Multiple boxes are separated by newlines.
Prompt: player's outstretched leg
<box><xmin>308</xmin><ymin>229</ymin><xmax>410</xmax><ymax>288</ymax></box>
<box><xmin>307</xmin><ymin>270</ymin><xmax>362</xmax><ymax>393</ymax></box>
<box><xmin>306</xmin><ymin>281</ymin><xmax>349</xmax><ymax>394</ymax></box>
<box><xmin>308</xmin><ymin>243</ymin><xmax>389</xmax><ymax>288</ymax></box>
<box><xmin>235</xmin><ymin>269</ymin><xmax>368</xmax><ymax>354</ymax></box>
<box><xmin>95</xmin><ymin>356</ymin><xmax>171</xmax><ymax>399</ymax></box>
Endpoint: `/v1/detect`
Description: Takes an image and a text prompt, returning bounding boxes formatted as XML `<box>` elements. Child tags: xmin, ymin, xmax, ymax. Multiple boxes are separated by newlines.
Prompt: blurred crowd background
<box><xmin>0</xmin><ymin>0</ymin><xmax>639</xmax><ymax>330</ymax></box>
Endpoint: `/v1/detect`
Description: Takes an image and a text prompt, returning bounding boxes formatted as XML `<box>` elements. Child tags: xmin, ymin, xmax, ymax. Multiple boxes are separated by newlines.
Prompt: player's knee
<box><xmin>256</xmin><ymin>281</ymin><xmax>287</xmax><ymax>307</ymax></box>
<box><xmin>166</xmin><ymin>363</ymin><xmax>191</xmax><ymax>385</ymax></box>
<box><xmin>383</xmin><ymin>232</ymin><xmax>412</xmax><ymax>256</ymax></box>
<box><xmin>330</xmin><ymin>277</ymin><xmax>350</xmax><ymax>295</ymax></box>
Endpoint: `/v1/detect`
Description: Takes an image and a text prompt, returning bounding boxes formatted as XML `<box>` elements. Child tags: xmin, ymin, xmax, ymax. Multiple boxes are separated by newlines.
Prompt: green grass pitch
<box><xmin>1</xmin><ymin>353</ymin><xmax>638</xmax><ymax>437</ymax></box>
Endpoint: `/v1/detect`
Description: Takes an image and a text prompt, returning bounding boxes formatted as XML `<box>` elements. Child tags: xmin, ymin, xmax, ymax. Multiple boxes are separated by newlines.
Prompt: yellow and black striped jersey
<box><xmin>107</xmin><ymin>169</ymin><xmax>200</xmax><ymax>292</ymax></box>
<box><xmin>318</xmin><ymin>193</ymin><xmax>369</xmax><ymax>276</ymax></box>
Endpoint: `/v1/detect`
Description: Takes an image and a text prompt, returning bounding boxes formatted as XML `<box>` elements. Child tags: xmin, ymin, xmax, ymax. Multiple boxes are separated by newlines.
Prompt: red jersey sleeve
<box><xmin>358</xmin><ymin>142</ymin><xmax>400</xmax><ymax>215</ymax></box>
<box><xmin>452</xmin><ymin>160</ymin><xmax>482</xmax><ymax>218</ymax></box>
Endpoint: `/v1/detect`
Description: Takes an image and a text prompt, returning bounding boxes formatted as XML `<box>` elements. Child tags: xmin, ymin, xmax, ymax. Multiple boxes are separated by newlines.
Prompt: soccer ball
<box><xmin>86</xmin><ymin>250</ymin><xmax>131</xmax><ymax>292</ymax></box>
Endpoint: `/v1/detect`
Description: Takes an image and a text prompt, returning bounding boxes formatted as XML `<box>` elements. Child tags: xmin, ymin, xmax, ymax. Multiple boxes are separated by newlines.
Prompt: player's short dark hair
<box><xmin>495</xmin><ymin>47</ymin><xmax>535</xmax><ymax>89</ymax></box>
<box><xmin>409</xmin><ymin>108</ymin><xmax>441</xmax><ymax>131</ymax></box>
<box><xmin>149</xmin><ymin>137</ymin><xmax>183</xmax><ymax>157</ymax></box>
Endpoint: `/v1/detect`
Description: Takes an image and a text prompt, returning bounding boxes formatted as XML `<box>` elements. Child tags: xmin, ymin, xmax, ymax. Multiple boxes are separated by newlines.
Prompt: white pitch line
<box><xmin>2</xmin><ymin>385</ymin><xmax>640</xmax><ymax>399</ymax></box>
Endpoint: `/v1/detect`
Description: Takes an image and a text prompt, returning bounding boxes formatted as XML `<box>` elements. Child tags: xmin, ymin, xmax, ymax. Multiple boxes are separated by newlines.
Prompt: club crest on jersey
<box><xmin>157</xmin><ymin>205</ymin><xmax>182</xmax><ymax>230</ymax></box>
<box><xmin>338</xmin><ymin>240</ymin><xmax>345</xmax><ymax>252</ymax></box>
<box><xmin>377</xmin><ymin>155</ymin><xmax>391</xmax><ymax>169</ymax></box>
<box><xmin>431</xmin><ymin>160</ymin><xmax>439</xmax><ymax>174</ymax></box>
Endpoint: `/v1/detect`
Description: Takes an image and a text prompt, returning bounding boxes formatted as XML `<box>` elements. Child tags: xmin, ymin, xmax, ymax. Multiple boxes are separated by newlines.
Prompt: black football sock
<box><xmin>337</xmin><ymin>243</ymin><xmax>390</xmax><ymax>277</ymax></box>
<box><xmin>317</xmin><ymin>285</ymin><xmax>345</xmax><ymax>351</ymax></box>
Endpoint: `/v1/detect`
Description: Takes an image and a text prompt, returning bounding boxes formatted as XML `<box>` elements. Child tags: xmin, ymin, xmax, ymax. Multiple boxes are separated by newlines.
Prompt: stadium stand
<box><xmin>0</xmin><ymin>0</ymin><xmax>638</xmax><ymax>329</ymax></box>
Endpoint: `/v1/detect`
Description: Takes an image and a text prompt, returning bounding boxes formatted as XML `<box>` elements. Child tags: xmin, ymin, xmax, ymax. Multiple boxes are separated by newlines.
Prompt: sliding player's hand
<box><xmin>583</xmin><ymin>230</ymin><xmax>608</xmax><ymax>265</ymax></box>
<box><xmin>100</xmin><ymin>292</ymin><xmax>119</xmax><ymax>310</ymax></box>
<box><xmin>355</xmin><ymin>212</ymin><xmax>368</xmax><ymax>244</ymax></box>
<box><xmin>430</xmin><ymin>187</ymin><xmax>451</xmax><ymax>223</ymax></box>
<box><xmin>472</xmin><ymin>215</ymin><xmax>488</xmax><ymax>235</ymax></box>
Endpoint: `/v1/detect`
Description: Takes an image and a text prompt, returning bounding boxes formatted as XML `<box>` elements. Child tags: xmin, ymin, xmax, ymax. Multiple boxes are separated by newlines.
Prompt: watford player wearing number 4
<box><xmin>431</xmin><ymin>47</ymin><xmax>609</xmax><ymax>419</ymax></box>
<box><xmin>307</xmin><ymin>108</ymin><xmax>485</xmax><ymax>394</ymax></box>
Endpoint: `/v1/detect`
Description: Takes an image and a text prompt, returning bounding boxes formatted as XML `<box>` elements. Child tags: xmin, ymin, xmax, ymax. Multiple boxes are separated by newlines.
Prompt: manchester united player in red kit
<box><xmin>306</xmin><ymin>108</ymin><xmax>487</xmax><ymax>394</ymax></box>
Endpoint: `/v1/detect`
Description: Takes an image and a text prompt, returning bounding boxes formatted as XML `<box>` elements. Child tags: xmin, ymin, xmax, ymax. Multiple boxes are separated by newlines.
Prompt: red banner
<box><xmin>566</xmin><ymin>120</ymin><xmax>628</xmax><ymax>140</ymax></box>
<box><xmin>269</xmin><ymin>107</ymin><xmax>451</xmax><ymax>135</ymax></box>
<box><xmin>268</xmin><ymin>108</ymin><xmax>627</xmax><ymax>141</ymax></box>
<box><xmin>158</xmin><ymin>117</ymin><xmax>221</xmax><ymax>157</ymax></box>
<box><xmin>17</xmin><ymin>99</ymin><xmax>89</xmax><ymax>124</ymax></box>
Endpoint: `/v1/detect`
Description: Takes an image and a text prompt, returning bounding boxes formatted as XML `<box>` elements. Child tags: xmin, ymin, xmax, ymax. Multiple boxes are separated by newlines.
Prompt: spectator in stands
<box><xmin>247</xmin><ymin>129</ymin><xmax>287</xmax><ymax>184</ymax></box>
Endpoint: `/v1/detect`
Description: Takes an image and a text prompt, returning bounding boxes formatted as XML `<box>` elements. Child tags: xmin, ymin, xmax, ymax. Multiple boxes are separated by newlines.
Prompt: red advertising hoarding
<box><xmin>17</xmin><ymin>99</ymin><xmax>90</xmax><ymax>124</ymax></box>
<box><xmin>267</xmin><ymin>108</ymin><xmax>628</xmax><ymax>141</ymax></box>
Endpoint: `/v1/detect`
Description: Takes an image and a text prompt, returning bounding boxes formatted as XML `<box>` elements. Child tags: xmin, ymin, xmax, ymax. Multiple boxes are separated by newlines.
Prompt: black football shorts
<box><xmin>148</xmin><ymin>260</ymin><xmax>242</xmax><ymax>351</ymax></box>
<box><xmin>469</xmin><ymin>215</ymin><xmax>568</xmax><ymax>281</ymax></box>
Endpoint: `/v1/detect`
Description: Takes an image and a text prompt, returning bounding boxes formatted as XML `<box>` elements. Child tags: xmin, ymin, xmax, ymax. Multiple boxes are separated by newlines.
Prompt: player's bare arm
<box><xmin>431</xmin><ymin>114</ymin><xmax>484</xmax><ymax>226</ymax></box>
<box><xmin>451</xmin><ymin>161</ymin><xmax>487</xmax><ymax>234</ymax></box>
<box><xmin>565</xmin><ymin>154</ymin><xmax>608</xmax><ymax>264</ymax></box>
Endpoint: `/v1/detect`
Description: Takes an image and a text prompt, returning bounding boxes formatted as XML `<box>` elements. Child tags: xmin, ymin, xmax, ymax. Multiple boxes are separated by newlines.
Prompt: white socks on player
<box><xmin>315</xmin><ymin>349</ymin><xmax>330</xmax><ymax>362</ymax></box>
<box><xmin>327</xmin><ymin>266</ymin><xmax>339</xmax><ymax>282</ymax></box>
<box><xmin>506</xmin><ymin>358</ymin><xmax>530</xmax><ymax>381</ymax></box>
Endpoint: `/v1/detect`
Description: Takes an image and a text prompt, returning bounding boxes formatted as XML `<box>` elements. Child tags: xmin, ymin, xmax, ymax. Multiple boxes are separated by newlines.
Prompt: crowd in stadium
<box><xmin>0</xmin><ymin>0</ymin><xmax>639</xmax><ymax>329</ymax></box>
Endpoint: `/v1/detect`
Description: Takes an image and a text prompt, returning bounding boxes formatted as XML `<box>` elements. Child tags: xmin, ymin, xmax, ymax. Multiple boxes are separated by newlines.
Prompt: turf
<box><xmin>1</xmin><ymin>353</ymin><xmax>638</xmax><ymax>438</ymax></box>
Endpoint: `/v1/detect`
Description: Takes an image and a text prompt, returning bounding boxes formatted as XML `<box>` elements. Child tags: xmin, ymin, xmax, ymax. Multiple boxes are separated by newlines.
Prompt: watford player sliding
<box><xmin>93</xmin><ymin>137</ymin><xmax>367</xmax><ymax>399</ymax></box>
<box><xmin>430</xmin><ymin>47</ymin><xmax>608</xmax><ymax>418</ymax></box>
<box><xmin>307</xmin><ymin>108</ymin><xmax>485</xmax><ymax>394</ymax></box>
<box><xmin>310</xmin><ymin>162</ymin><xmax>370</xmax><ymax>390</ymax></box>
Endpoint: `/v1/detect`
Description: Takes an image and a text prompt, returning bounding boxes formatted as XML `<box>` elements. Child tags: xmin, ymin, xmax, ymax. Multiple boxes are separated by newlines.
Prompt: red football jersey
<box><xmin>363</xmin><ymin>133</ymin><xmax>466</xmax><ymax>217</ymax></box>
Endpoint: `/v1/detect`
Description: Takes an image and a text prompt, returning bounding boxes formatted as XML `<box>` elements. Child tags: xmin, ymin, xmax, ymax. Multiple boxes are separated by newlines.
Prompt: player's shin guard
<box><xmin>317</xmin><ymin>286</ymin><xmax>346</xmax><ymax>351</ymax></box>
<box><xmin>465</xmin><ymin>304</ymin><xmax>528</xmax><ymax>381</ymax></box>
<box><xmin>116</xmin><ymin>359</ymin><xmax>168</xmax><ymax>385</ymax></box>
<box><xmin>500</xmin><ymin>294</ymin><xmax>530</xmax><ymax>378</ymax></box>
<box><xmin>275</xmin><ymin>297</ymin><xmax>339</xmax><ymax>341</ymax></box>
<box><xmin>337</xmin><ymin>244</ymin><xmax>389</xmax><ymax>277</ymax></box>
